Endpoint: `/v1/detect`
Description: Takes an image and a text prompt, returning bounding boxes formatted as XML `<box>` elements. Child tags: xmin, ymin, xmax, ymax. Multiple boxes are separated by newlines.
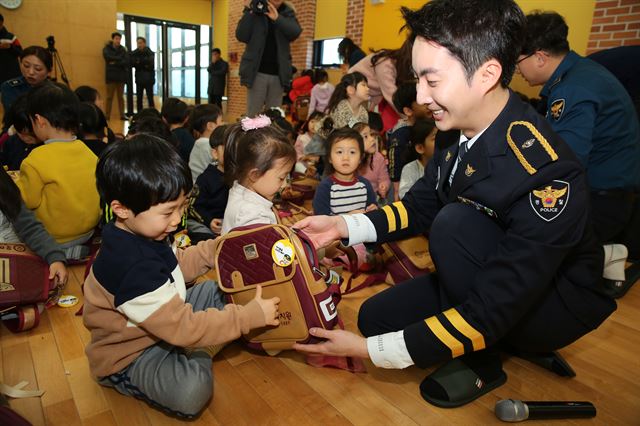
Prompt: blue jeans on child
<box><xmin>99</xmin><ymin>280</ymin><xmax>226</xmax><ymax>418</ymax></box>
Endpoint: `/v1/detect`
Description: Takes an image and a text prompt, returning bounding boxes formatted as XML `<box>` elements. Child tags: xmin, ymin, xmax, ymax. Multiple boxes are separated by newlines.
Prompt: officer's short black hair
<box><xmin>521</xmin><ymin>12</ymin><xmax>570</xmax><ymax>56</ymax></box>
<box><xmin>111</xmin><ymin>32</ymin><xmax>122</xmax><ymax>39</ymax></box>
<box><xmin>402</xmin><ymin>0</ymin><xmax>525</xmax><ymax>88</ymax></box>
<box><xmin>212</xmin><ymin>48</ymin><xmax>221</xmax><ymax>55</ymax></box>
<box><xmin>392</xmin><ymin>82</ymin><xmax>418</xmax><ymax>113</ymax></box>
<box><xmin>189</xmin><ymin>104</ymin><xmax>222</xmax><ymax>134</ymax></box>
<box><xmin>161</xmin><ymin>98</ymin><xmax>189</xmax><ymax>125</ymax></box>
<box><xmin>96</xmin><ymin>135</ymin><xmax>192</xmax><ymax>215</ymax></box>
<box><xmin>20</xmin><ymin>46</ymin><xmax>53</xmax><ymax>71</ymax></box>
<box><xmin>3</xmin><ymin>93</ymin><xmax>31</xmax><ymax>133</ymax></box>
<box><xmin>27</xmin><ymin>82</ymin><xmax>79</xmax><ymax>133</ymax></box>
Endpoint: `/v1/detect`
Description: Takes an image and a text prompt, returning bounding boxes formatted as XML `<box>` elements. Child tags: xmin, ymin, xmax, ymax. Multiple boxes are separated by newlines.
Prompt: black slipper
<box><xmin>511</xmin><ymin>350</ymin><xmax>576</xmax><ymax>377</ymax></box>
<box><xmin>604</xmin><ymin>261</ymin><xmax>640</xmax><ymax>299</ymax></box>
<box><xmin>420</xmin><ymin>355</ymin><xmax>507</xmax><ymax>408</ymax></box>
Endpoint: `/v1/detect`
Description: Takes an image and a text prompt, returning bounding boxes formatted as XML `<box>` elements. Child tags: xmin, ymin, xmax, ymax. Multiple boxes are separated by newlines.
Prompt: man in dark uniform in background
<box><xmin>103</xmin><ymin>32</ymin><xmax>129</xmax><ymax>120</ymax></box>
<box><xmin>0</xmin><ymin>13</ymin><xmax>22</xmax><ymax>86</ymax></box>
<box><xmin>207</xmin><ymin>48</ymin><xmax>228</xmax><ymax>109</ymax></box>
<box><xmin>130</xmin><ymin>36</ymin><xmax>155</xmax><ymax>112</ymax></box>
<box><xmin>518</xmin><ymin>12</ymin><xmax>640</xmax><ymax>298</ymax></box>
<box><xmin>293</xmin><ymin>0</ymin><xmax>615</xmax><ymax>408</ymax></box>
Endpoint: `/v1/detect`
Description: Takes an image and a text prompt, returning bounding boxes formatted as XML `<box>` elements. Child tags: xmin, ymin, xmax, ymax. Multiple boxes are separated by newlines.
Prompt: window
<box><xmin>313</xmin><ymin>37</ymin><xmax>343</xmax><ymax>67</ymax></box>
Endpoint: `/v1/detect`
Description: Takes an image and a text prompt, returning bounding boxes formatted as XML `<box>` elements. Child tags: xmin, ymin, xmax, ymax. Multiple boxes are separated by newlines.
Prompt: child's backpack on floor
<box><xmin>0</xmin><ymin>243</ymin><xmax>59</xmax><ymax>332</ymax></box>
<box><xmin>213</xmin><ymin>224</ymin><xmax>341</xmax><ymax>354</ymax></box>
<box><xmin>379</xmin><ymin>235</ymin><xmax>434</xmax><ymax>285</ymax></box>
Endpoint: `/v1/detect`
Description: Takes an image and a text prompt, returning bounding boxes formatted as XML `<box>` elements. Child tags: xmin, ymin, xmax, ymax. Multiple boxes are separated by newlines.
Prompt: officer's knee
<box><xmin>430</xmin><ymin>203</ymin><xmax>472</xmax><ymax>258</ymax></box>
<box><xmin>168</xmin><ymin>368</ymin><xmax>213</xmax><ymax>417</ymax></box>
<box><xmin>358</xmin><ymin>298</ymin><xmax>379</xmax><ymax>337</ymax></box>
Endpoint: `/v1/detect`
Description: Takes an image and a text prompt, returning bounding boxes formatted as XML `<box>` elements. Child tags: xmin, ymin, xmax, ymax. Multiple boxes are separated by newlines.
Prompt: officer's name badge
<box><xmin>529</xmin><ymin>180</ymin><xmax>570</xmax><ymax>221</ymax></box>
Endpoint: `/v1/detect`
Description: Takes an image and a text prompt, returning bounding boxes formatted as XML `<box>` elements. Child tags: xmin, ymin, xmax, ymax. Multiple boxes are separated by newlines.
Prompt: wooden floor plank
<box><xmin>81</xmin><ymin>410</ymin><xmax>118</xmax><ymax>426</ymax></box>
<box><xmin>2</xmin><ymin>341</ymin><xmax>45</xmax><ymax>426</ymax></box>
<box><xmin>102</xmin><ymin>386</ymin><xmax>152</xmax><ymax>426</ymax></box>
<box><xmin>43</xmin><ymin>398</ymin><xmax>83</xmax><ymax>426</ymax></box>
<box><xmin>28</xmin><ymin>331</ymin><xmax>74</xmax><ymax>407</ymax></box>
<box><xmin>63</xmin><ymin>356</ymin><xmax>110</xmax><ymax>419</ymax></box>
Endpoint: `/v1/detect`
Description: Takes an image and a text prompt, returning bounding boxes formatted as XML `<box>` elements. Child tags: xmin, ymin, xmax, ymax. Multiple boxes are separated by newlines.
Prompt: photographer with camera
<box><xmin>102</xmin><ymin>32</ymin><xmax>129</xmax><ymax>121</ymax></box>
<box><xmin>1</xmin><ymin>45</ymin><xmax>51</xmax><ymax>114</ymax></box>
<box><xmin>236</xmin><ymin>0</ymin><xmax>301</xmax><ymax>116</ymax></box>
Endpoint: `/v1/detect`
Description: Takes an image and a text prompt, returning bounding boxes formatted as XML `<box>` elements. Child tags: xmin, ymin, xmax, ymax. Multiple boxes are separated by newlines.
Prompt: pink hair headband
<box><xmin>241</xmin><ymin>114</ymin><xmax>271</xmax><ymax>131</ymax></box>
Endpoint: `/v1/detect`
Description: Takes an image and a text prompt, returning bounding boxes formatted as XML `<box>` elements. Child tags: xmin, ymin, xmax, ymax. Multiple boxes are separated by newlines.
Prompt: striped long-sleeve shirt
<box><xmin>312</xmin><ymin>175</ymin><xmax>376</xmax><ymax>215</ymax></box>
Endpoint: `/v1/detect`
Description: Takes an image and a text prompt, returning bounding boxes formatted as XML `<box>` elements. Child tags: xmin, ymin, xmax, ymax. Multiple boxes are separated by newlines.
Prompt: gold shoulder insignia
<box><xmin>507</xmin><ymin>121</ymin><xmax>558</xmax><ymax>175</ymax></box>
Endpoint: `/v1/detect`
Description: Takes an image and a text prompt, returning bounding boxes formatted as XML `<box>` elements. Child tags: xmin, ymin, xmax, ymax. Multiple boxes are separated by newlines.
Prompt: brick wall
<box><xmin>346</xmin><ymin>0</ymin><xmax>365</xmax><ymax>46</ymax></box>
<box><xmin>587</xmin><ymin>0</ymin><xmax>640</xmax><ymax>54</ymax></box>
<box><xmin>226</xmin><ymin>1</ymin><xmax>316</xmax><ymax>120</ymax></box>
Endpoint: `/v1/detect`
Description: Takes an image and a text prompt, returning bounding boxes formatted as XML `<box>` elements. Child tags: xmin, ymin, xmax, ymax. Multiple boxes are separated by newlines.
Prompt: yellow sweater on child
<box><xmin>17</xmin><ymin>139</ymin><xmax>100</xmax><ymax>243</ymax></box>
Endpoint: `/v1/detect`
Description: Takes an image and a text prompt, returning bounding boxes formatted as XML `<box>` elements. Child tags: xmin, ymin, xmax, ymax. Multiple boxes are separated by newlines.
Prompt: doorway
<box><xmin>118</xmin><ymin>14</ymin><xmax>211</xmax><ymax>115</ymax></box>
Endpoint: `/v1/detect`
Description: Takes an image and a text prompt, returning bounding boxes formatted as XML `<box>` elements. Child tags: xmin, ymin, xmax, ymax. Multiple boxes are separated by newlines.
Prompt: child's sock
<box><xmin>603</xmin><ymin>244</ymin><xmax>627</xmax><ymax>281</ymax></box>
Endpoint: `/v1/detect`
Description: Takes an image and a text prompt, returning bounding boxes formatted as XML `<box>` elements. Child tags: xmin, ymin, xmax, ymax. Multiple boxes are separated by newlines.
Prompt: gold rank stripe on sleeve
<box><xmin>506</xmin><ymin>121</ymin><xmax>559</xmax><ymax>175</ymax></box>
<box><xmin>443</xmin><ymin>308</ymin><xmax>486</xmax><ymax>351</ymax></box>
<box><xmin>425</xmin><ymin>316</ymin><xmax>465</xmax><ymax>358</ymax></box>
<box><xmin>381</xmin><ymin>202</ymin><xmax>409</xmax><ymax>233</ymax></box>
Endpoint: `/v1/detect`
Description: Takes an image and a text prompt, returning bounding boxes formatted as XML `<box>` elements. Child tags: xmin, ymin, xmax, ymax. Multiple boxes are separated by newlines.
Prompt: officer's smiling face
<box><xmin>413</xmin><ymin>37</ymin><xmax>485</xmax><ymax>136</ymax></box>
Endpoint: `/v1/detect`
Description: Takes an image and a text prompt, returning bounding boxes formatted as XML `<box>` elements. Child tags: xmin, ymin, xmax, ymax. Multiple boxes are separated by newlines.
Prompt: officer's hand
<box><xmin>293</xmin><ymin>215</ymin><xmax>347</xmax><ymax>248</ymax></box>
<box><xmin>293</xmin><ymin>328</ymin><xmax>369</xmax><ymax>359</ymax></box>
<box><xmin>266</xmin><ymin>1</ymin><xmax>279</xmax><ymax>21</ymax></box>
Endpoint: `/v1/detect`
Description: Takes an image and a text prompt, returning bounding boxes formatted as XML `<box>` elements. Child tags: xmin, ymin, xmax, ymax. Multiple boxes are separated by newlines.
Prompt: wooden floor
<box><xmin>1</xmin><ymin>263</ymin><xmax>639</xmax><ymax>426</ymax></box>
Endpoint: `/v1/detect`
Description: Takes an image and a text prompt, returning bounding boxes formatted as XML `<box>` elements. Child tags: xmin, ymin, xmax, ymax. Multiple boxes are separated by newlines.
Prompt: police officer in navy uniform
<box><xmin>517</xmin><ymin>12</ymin><xmax>640</xmax><ymax>297</ymax></box>
<box><xmin>293</xmin><ymin>0</ymin><xmax>615</xmax><ymax>408</ymax></box>
<box><xmin>1</xmin><ymin>45</ymin><xmax>52</xmax><ymax>124</ymax></box>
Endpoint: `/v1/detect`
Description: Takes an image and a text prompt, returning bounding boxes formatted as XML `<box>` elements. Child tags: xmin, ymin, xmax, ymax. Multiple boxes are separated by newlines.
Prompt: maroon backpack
<box><xmin>214</xmin><ymin>224</ymin><xmax>341</xmax><ymax>354</ymax></box>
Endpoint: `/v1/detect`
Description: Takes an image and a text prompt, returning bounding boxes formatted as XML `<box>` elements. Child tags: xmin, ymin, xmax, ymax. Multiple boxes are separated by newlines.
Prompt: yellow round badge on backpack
<box><xmin>272</xmin><ymin>239</ymin><xmax>295</xmax><ymax>267</ymax></box>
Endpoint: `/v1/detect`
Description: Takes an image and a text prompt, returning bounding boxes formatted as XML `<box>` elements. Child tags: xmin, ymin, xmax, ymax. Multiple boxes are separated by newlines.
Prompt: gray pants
<box><xmin>99</xmin><ymin>280</ymin><xmax>226</xmax><ymax>418</ymax></box>
<box><xmin>247</xmin><ymin>72</ymin><xmax>283</xmax><ymax>116</ymax></box>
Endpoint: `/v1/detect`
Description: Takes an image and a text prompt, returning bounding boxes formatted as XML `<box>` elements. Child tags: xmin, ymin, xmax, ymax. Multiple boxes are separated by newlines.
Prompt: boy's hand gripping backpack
<box><xmin>0</xmin><ymin>243</ymin><xmax>58</xmax><ymax>332</ymax></box>
<box><xmin>213</xmin><ymin>224</ymin><xmax>341</xmax><ymax>353</ymax></box>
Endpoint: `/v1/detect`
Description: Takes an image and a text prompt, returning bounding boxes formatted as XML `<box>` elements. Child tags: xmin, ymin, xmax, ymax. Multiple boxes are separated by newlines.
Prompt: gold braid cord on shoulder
<box><xmin>506</xmin><ymin>121</ymin><xmax>559</xmax><ymax>175</ymax></box>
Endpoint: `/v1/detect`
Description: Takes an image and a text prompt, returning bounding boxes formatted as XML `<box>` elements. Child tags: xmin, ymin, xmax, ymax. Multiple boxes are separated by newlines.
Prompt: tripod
<box><xmin>47</xmin><ymin>45</ymin><xmax>70</xmax><ymax>86</ymax></box>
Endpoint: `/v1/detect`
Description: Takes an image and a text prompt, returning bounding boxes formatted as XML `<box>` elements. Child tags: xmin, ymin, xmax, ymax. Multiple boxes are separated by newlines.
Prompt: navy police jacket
<box><xmin>364</xmin><ymin>91</ymin><xmax>615</xmax><ymax>367</ymax></box>
<box><xmin>541</xmin><ymin>51</ymin><xmax>640</xmax><ymax>191</ymax></box>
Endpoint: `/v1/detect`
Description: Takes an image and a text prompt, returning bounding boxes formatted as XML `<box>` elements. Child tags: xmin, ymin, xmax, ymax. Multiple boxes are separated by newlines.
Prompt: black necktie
<box><xmin>458</xmin><ymin>139</ymin><xmax>469</xmax><ymax>162</ymax></box>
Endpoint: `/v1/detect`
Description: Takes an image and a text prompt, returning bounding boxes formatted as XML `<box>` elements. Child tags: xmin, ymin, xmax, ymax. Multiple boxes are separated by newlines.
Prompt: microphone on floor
<box><xmin>495</xmin><ymin>399</ymin><xmax>596</xmax><ymax>422</ymax></box>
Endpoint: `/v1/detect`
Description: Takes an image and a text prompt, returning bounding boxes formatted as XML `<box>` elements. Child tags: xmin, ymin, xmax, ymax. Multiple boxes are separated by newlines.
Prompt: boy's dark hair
<box><xmin>96</xmin><ymin>135</ymin><xmax>192</xmax><ymax>215</ymax></box>
<box><xmin>161</xmin><ymin>98</ymin><xmax>189</xmax><ymax>125</ymax></box>
<box><xmin>74</xmin><ymin>85</ymin><xmax>100</xmax><ymax>104</ymax></box>
<box><xmin>324</xmin><ymin>127</ymin><xmax>365</xmax><ymax>174</ymax></box>
<box><xmin>3</xmin><ymin>93</ymin><xmax>31</xmax><ymax>132</ymax></box>
<box><xmin>272</xmin><ymin>117</ymin><xmax>294</xmax><ymax>141</ymax></box>
<box><xmin>209</xmin><ymin>124</ymin><xmax>228</xmax><ymax>149</ymax></box>
<box><xmin>189</xmin><ymin>104</ymin><xmax>222</xmax><ymax>134</ymax></box>
<box><xmin>315</xmin><ymin>69</ymin><xmax>328</xmax><ymax>83</ymax></box>
<box><xmin>367</xmin><ymin>111</ymin><xmax>383</xmax><ymax>133</ymax></box>
<box><xmin>406</xmin><ymin>118</ymin><xmax>437</xmax><ymax>163</ymax></box>
<box><xmin>0</xmin><ymin>168</ymin><xmax>22</xmax><ymax>222</ymax></box>
<box><xmin>78</xmin><ymin>102</ymin><xmax>107</xmax><ymax>139</ymax></box>
<box><xmin>127</xmin><ymin>116</ymin><xmax>174</xmax><ymax>146</ymax></box>
<box><xmin>20</xmin><ymin>45</ymin><xmax>53</xmax><ymax>71</ymax></box>
<box><xmin>27</xmin><ymin>82</ymin><xmax>79</xmax><ymax>132</ymax></box>
<box><xmin>392</xmin><ymin>82</ymin><xmax>418</xmax><ymax>112</ymax></box>
<box><xmin>212</xmin><ymin>48</ymin><xmax>221</xmax><ymax>55</ymax></box>
<box><xmin>133</xmin><ymin>107</ymin><xmax>162</xmax><ymax>122</ymax></box>
<box><xmin>136</xmin><ymin>36</ymin><xmax>146</xmax><ymax>43</ymax></box>
<box><xmin>521</xmin><ymin>11</ymin><xmax>570</xmax><ymax>56</ymax></box>
<box><xmin>401</xmin><ymin>0</ymin><xmax>525</xmax><ymax>87</ymax></box>
<box><xmin>224</xmin><ymin>122</ymin><xmax>296</xmax><ymax>186</ymax></box>
<box><xmin>111</xmin><ymin>32</ymin><xmax>122</xmax><ymax>39</ymax></box>
<box><xmin>327</xmin><ymin>71</ymin><xmax>368</xmax><ymax>115</ymax></box>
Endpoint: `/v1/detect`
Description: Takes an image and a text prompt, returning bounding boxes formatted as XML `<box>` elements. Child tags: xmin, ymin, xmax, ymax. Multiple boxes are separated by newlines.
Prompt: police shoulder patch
<box><xmin>549</xmin><ymin>99</ymin><xmax>565</xmax><ymax>121</ymax></box>
<box><xmin>507</xmin><ymin>121</ymin><xmax>559</xmax><ymax>175</ymax></box>
<box><xmin>529</xmin><ymin>180</ymin><xmax>570</xmax><ymax>222</ymax></box>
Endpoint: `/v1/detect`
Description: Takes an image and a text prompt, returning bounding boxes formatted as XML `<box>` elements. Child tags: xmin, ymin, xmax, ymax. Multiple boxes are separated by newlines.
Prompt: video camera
<box><xmin>251</xmin><ymin>0</ymin><xmax>269</xmax><ymax>15</ymax></box>
<box><xmin>46</xmin><ymin>35</ymin><xmax>56</xmax><ymax>52</ymax></box>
